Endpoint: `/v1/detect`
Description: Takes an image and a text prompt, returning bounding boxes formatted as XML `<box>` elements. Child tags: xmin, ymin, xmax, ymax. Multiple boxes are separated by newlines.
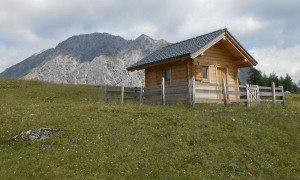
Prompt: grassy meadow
<box><xmin>0</xmin><ymin>78</ymin><xmax>299</xmax><ymax>179</ymax></box>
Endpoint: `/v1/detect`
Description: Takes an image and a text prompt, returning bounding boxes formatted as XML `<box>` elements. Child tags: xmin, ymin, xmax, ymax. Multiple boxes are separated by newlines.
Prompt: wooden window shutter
<box><xmin>195</xmin><ymin>65</ymin><xmax>202</xmax><ymax>81</ymax></box>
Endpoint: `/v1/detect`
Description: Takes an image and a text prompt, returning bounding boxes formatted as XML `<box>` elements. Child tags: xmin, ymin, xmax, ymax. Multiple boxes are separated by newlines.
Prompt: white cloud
<box><xmin>0</xmin><ymin>0</ymin><xmax>299</xmax><ymax>81</ymax></box>
<box><xmin>249</xmin><ymin>45</ymin><xmax>300</xmax><ymax>82</ymax></box>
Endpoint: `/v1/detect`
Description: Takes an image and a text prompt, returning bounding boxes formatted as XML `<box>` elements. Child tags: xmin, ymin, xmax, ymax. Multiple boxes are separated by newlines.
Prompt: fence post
<box><xmin>105</xmin><ymin>85</ymin><xmax>108</xmax><ymax>103</ymax></box>
<box><xmin>222</xmin><ymin>79</ymin><xmax>227</xmax><ymax>106</ymax></box>
<box><xmin>256</xmin><ymin>85</ymin><xmax>261</xmax><ymax>105</ymax></box>
<box><xmin>121</xmin><ymin>86</ymin><xmax>124</xmax><ymax>105</ymax></box>
<box><xmin>246</xmin><ymin>84</ymin><xmax>250</xmax><ymax>107</ymax></box>
<box><xmin>188</xmin><ymin>78</ymin><xmax>192</xmax><ymax>106</ymax></box>
<box><xmin>188</xmin><ymin>77</ymin><xmax>195</xmax><ymax>107</ymax></box>
<box><xmin>192</xmin><ymin>77</ymin><xmax>195</xmax><ymax>107</ymax></box>
<box><xmin>271</xmin><ymin>82</ymin><xmax>276</xmax><ymax>105</ymax></box>
<box><xmin>161</xmin><ymin>77</ymin><xmax>165</xmax><ymax>105</ymax></box>
<box><xmin>280</xmin><ymin>86</ymin><xmax>285</xmax><ymax>106</ymax></box>
<box><xmin>139</xmin><ymin>86</ymin><xmax>144</xmax><ymax>105</ymax></box>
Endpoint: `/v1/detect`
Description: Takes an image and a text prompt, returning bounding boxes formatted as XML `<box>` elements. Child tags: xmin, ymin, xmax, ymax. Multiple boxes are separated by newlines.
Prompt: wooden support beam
<box><xmin>272</xmin><ymin>82</ymin><xmax>276</xmax><ymax>105</ymax></box>
<box><xmin>192</xmin><ymin>77</ymin><xmax>195</xmax><ymax>107</ymax></box>
<box><xmin>188</xmin><ymin>77</ymin><xmax>195</xmax><ymax>107</ymax></box>
<box><xmin>161</xmin><ymin>77</ymin><xmax>165</xmax><ymax>105</ymax></box>
<box><xmin>233</xmin><ymin>59</ymin><xmax>247</xmax><ymax>64</ymax></box>
<box><xmin>222</xmin><ymin>79</ymin><xmax>227</xmax><ymax>106</ymax></box>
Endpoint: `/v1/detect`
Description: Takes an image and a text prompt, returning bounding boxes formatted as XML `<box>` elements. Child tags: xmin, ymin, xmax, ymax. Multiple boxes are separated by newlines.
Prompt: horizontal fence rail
<box><xmin>105</xmin><ymin>77</ymin><xmax>285</xmax><ymax>107</ymax></box>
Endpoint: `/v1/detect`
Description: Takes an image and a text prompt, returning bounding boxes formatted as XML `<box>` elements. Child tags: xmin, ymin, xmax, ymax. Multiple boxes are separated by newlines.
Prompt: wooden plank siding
<box><xmin>145</xmin><ymin>42</ymin><xmax>240</xmax><ymax>101</ymax></box>
<box><xmin>145</xmin><ymin>57</ymin><xmax>189</xmax><ymax>87</ymax></box>
<box><xmin>194</xmin><ymin>42</ymin><xmax>239</xmax><ymax>100</ymax></box>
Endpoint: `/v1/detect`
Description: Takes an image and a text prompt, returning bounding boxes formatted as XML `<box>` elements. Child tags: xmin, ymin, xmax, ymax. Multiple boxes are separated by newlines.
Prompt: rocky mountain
<box><xmin>0</xmin><ymin>33</ymin><xmax>169</xmax><ymax>86</ymax></box>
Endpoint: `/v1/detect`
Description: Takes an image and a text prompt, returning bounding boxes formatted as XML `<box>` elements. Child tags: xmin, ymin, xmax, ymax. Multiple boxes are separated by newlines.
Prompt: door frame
<box><xmin>216</xmin><ymin>67</ymin><xmax>229</xmax><ymax>100</ymax></box>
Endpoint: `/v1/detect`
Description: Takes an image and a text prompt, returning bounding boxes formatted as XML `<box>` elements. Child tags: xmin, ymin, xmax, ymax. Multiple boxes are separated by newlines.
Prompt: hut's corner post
<box><xmin>139</xmin><ymin>86</ymin><xmax>144</xmax><ymax>105</ymax></box>
<box><xmin>245</xmin><ymin>84</ymin><xmax>250</xmax><ymax>107</ymax></box>
<box><xmin>192</xmin><ymin>77</ymin><xmax>195</xmax><ymax>107</ymax></box>
<box><xmin>222</xmin><ymin>79</ymin><xmax>227</xmax><ymax>106</ymax></box>
<box><xmin>121</xmin><ymin>86</ymin><xmax>124</xmax><ymax>105</ymax></box>
<box><xmin>105</xmin><ymin>85</ymin><xmax>108</xmax><ymax>103</ymax></box>
<box><xmin>161</xmin><ymin>77</ymin><xmax>165</xmax><ymax>105</ymax></box>
<box><xmin>271</xmin><ymin>82</ymin><xmax>276</xmax><ymax>105</ymax></box>
<box><xmin>188</xmin><ymin>77</ymin><xmax>195</xmax><ymax>107</ymax></box>
<box><xmin>280</xmin><ymin>86</ymin><xmax>285</xmax><ymax>106</ymax></box>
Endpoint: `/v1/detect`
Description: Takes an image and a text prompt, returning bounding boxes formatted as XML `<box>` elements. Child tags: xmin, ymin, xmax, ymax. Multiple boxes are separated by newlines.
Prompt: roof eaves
<box><xmin>127</xmin><ymin>53</ymin><xmax>190</xmax><ymax>71</ymax></box>
<box><xmin>225</xmin><ymin>31</ymin><xmax>258</xmax><ymax>65</ymax></box>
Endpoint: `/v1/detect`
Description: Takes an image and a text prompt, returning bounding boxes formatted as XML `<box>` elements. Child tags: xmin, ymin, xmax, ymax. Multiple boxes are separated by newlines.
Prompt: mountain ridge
<box><xmin>0</xmin><ymin>33</ymin><xmax>170</xmax><ymax>86</ymax></box>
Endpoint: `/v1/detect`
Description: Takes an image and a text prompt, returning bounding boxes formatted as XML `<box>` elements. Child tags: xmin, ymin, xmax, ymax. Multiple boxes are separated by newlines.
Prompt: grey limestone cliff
<box><xmin>0</xmin><ymin>33</ymin><xmax>169</xmax><ymax>86</ymax></box>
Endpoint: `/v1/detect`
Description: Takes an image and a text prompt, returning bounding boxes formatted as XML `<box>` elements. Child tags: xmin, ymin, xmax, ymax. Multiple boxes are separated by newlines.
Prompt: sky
<box><xmin>0</xmin><ymin>0</ymin><xmax>300</xmax><ymax>83</ymax></box>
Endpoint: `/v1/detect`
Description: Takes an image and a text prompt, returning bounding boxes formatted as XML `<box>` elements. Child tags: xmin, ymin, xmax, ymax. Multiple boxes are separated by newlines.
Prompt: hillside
<box><xmin>0</xmin><ymin>33</ymin><xmax>169</xmax><ymax>86</ymax></box>
<box><xmin>0</xmin><ymin>78</ymin><xmax>299</xmax><ymax>179</ymax></box>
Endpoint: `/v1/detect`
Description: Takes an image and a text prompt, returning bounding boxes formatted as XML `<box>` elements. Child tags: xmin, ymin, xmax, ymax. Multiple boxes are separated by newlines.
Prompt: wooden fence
<box><xmin>194</xmin><ymin>81</ymin><xmax>285</xmax><ymax>106</ymax></box>
<box><xmin>105</xmin><ymin>77</ymin><xmax>285</xmax><ymax>107</ymax></box>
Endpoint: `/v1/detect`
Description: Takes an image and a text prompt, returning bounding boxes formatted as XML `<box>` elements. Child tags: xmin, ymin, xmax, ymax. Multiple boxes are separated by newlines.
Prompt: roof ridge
<box><xmin>160</xmin><ymin>28</ymin><xmax>227</xmax><ymax>50</ymax></box>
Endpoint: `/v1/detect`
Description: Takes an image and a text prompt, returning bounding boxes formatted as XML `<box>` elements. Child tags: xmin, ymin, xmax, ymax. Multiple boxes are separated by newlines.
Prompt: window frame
<box><xmin>165</xmin><ymin>68</ymin><xmax>171</xmax><ymax>82</ymax></box>
<box><xmin>202</xmin><ymin>66</ymin><xmax>209</xmax><ymax>81</ymax></box>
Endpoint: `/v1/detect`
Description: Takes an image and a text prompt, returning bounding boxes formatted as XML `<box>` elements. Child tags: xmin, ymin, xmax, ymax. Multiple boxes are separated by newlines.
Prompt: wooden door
<box><xmin>217</xmin><ymin>68</ymin><xmax>228</xmax><ymax>99</ymax></box>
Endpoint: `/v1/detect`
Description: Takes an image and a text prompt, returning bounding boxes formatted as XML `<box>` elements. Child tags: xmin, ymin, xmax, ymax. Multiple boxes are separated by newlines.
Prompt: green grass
<box><xmin>0</xmin><ymin>78</ymin><xmax>299</xmax><ymax>179</ymax></box>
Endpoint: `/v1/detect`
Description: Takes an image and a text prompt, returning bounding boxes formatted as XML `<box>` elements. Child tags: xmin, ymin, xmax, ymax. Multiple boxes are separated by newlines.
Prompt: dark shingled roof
<box><xmin>127</xmin><ymin>29</ymin><xmax>227</xmax><ymax>70</ymax></box>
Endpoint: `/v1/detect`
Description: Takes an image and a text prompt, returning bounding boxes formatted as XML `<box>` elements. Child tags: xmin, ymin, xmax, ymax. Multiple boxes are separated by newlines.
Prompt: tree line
<box><xmin>247</xmin><ymin>67</ymin><xmax>299</xmax><ymax>92</ymax></box>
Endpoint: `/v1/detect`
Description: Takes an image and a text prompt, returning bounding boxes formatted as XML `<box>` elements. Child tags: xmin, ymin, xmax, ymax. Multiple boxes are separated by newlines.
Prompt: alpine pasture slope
<box><xmin>0</xmin><ymin>78</ymin><xmax>299</xmax><ymax>179</ymax></box>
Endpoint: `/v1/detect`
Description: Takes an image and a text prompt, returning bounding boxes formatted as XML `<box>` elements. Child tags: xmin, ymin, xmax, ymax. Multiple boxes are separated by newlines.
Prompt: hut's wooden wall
<box><xmin>144</xmin><ymin>42</ymin><xmax>239</xmax><ymax>100</ymax></box>
<box><xmin>194</xmin><ymin>42</ymin><xmax>239</xmax><ymax>100</ymax></box>
<box><xmin>145</xmin><ymin>57</ymin><xmax>190</xmax><ymax>87</ymax></box>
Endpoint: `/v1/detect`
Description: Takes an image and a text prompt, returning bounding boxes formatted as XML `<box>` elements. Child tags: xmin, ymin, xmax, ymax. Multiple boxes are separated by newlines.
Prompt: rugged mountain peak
<box><xmin>55</xmin><ymin>33</ymin><xmax>130</xmax><ymax>62</ymax></box>
<box><xmin>0</xmin><ymin>32</ymin><xmax>170</xmax><ymax>86</ymax></box>
<box><xmin>136</xmin><ymin>34</ymin><xmax>153</xmax><ymax>41</ymax></box>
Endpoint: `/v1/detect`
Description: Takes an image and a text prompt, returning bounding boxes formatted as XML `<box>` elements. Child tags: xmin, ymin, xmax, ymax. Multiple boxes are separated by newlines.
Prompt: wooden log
<box><xmin>165</xmin><ymin>81</ymin><xmax>188</xmax><ymax>87</ymax></box>
<box><xmin>165</xmin><ymin>89</ymin><xmax>189</xmax><ymax>95</ymax></box>
<box><xmin>143</xmin><ymin>91</ymin><xmax>161</xmax><ymax>96</ymax></box>
<box><xmin>188</xmin><ymin>78</ymin><xmax>193</xmax><ymax>106</ymax></box>
<box><xmin>161</xmin><ymin>77</ymin><xmax>165</xmax><ymax>105</ymax></box>
<box><xmin>272</xmin><ymin>82</ymin><xmax>276</xmax><ymax>105</ymax></box>
<box><xmin>195</xmin><ymin>82</ymin><xmax>222</xmax><ymax>87</ymax></box>
<box><xmin>121</xmin><ymin>86</ymin><xmax>124</xmax><ymax>105</ymax></box>
<box><xmin>195</xmin><ymin>98</ymin><xmax>224</xmax><ymax>103</ymax></box>
<box><xmin>222</xmin><ymin>79</ymin><xmax>227</xmax><ymax>106</ymax></box>
<box><xmin>259</xmin><ymin>86</ymin><xmax>272</xmax><ymax>90</ymax></box>
<box><xmin>192</xmin><ymin>77</ymin><xmax>195</xmax><ymax>107</ymax></box>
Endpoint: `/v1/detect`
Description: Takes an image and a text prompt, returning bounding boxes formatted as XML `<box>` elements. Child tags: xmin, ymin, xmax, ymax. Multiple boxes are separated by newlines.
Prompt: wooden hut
<box><xmin>127</xmin><ymin>29</ymin><xmax>258</xmax><ymax>102</ymax></box>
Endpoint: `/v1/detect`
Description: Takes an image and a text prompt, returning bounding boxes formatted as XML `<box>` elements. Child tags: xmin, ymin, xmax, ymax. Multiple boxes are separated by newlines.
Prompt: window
<box><xmin>202</xmin><ymin>66</ymin><xmax>209</xmax><ymax>79</ymax></box>
<box><xmin>165</xmin><ymin>68</ymin><xmax>171</xmax><ymax>82</ymax></box>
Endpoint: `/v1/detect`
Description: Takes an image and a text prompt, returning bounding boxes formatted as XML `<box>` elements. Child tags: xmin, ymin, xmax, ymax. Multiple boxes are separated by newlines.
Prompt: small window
<box><xmin>202</xmin><ymin>66</ymin><xmax>209</xmax><ymax>79</ymax></box>
<box><xmin>165</xmin><ymin>68</ymin><xmax>171</xmax><ymax>81</ymax></box>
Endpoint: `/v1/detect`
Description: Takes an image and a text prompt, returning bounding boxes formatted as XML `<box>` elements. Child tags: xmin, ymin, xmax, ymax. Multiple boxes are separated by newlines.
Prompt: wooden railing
<box><xmin>105</xmin><ymin>77</ymin><xmax>285</xmax><ymax>106</ymax></box>
<box><xmin>194</xmin><ymin>80</ymin><xmax>285</xmax><ymax>106</ymax></box>
<box><xmin>105</xmin><ymin>79</ymin><xmax>189</xmax><ymax>105</ymax></box>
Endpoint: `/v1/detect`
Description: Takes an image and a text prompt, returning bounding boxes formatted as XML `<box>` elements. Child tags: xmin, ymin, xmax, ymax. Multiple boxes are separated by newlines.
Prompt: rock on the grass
<box><xmin>12</xmin><ymin>128</ymin><xmax>59</xmax><ymax>142</ymax></box>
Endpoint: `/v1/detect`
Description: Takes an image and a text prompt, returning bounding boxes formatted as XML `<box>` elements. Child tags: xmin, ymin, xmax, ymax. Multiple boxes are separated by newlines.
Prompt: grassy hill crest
<box><xmin>0</xmin><ymin>78</ymin><xmax>299</xmax><ymax>179</ymax></box>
